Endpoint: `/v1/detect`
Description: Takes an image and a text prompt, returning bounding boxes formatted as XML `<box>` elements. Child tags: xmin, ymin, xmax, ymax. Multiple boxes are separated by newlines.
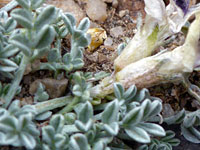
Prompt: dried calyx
<box><xmin>90</xmin><ymin>1</ymin><xmax>200</xmax><ymax>100</ymax></box>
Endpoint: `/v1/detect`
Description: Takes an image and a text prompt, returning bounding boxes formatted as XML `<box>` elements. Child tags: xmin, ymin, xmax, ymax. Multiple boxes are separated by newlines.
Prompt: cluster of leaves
<box><xmin>34</xmin><ymin>83</ymin><xmax>173</xmax><ymax>150</ymax></box>
<box><xmin>0</xmin><ymin>100</ymin><xmax>39</xmax><ymax>149</ymax></box>
<box><xmin>164</xmin><ymin>109</ymin><xmax>200</xmax><ymax>144</ymax></box>
<box><xmin>0</xmin><ymin>11</ymin><xmax>19</xmax><ymax>78</ymax></box>
<box><xmin>138</xmin><ymin>130</ymin><xmax>180</xmax><ymax>150</ymax></box>
<box><xmin>38</xmin><ymin>11</ymin><xmax>90</xmax><ymax>77</ymax></box>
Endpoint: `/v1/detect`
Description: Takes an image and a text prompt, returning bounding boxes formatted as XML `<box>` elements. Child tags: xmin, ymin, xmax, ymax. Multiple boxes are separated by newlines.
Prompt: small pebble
<box><xmin>119</xmin><ymin>9</ymin><xmax>129</xmax><ymax>18</ymax></box>
<box><xmin>86</xmin><ymin>0</ymin><xmax>108</xmax><ymax>22</ymax></box>
<box><xmin>29</xmin><ymin>78</ymin><xmax>68</xmax><ymax>99</ymax></box>
<box><xmin>110</xmin><ymin>26</ymin><xmax>124</xmax><ymax>38</ymax></box>
<box><xmin>47</xmin><ymin>0</ymin><xmax>85</xmax><ymax>23</ymax></box>
<box><xmin>104</xmin><ymin>37</ymin><xmax>113</xmax><ymax>46</ymax></box>
<box><xmin>112</xmin><ymin>0</ymin><xmax>118</xmax><ymax>8</ymax></box>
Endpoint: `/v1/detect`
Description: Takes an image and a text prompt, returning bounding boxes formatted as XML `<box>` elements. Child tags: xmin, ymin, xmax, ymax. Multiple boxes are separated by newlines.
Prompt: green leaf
<box><xmin>42</xmin><ymin>126</ymin><xmax>55</xmax><ymax>144</ymax></box>
<box><xmin>0</xmin><ymin>66</ymin><xmax>17</xmax><ymax>72</ymax></box>
<box><xmin>59</xmin><ymin>26</ymin><xmax>69</xmax><ymax>38</ymax></box>
<box><xmin>166</xmin><ymin>138</ymin><xmax>180</xmax><ymax>147</ymax></box>
<box><xmin>157</xmin><ymin>144</ymin><xmax>170</xmax><ymax>150</ymax></box>
<box><xmin>122</xmin><ymin>107</ymin><xmax>143</xmax><ymax>126</ymax></box>
<box><xmin>8</xmin><ymin>100</ymin><xmax>20</xmax><ymax>114</ymax></box>
<box><xmin>139</xmin><ymin>122</ymin><xmax>166</xmax><ymax>137</ymax></box>
<box><xmin>31</xmin><ymin>46</ymin><xmax>50</xmax><ymax>60</ymax></box>
<box><xmin>148</xmin><ymin>100</ymin><xmax>162</xmax><ymax>117</ymax></box>
<box><xmin>124</xmin><ymin>85</ymin><xmax>137</xmax><ymax>102</ymax></box>
<box><xmin>140</xmin><ymin>99</ymin><xmax>151</xmax><ymax>119</ymax></box>
<box><xmin>47</xmin><ymin>48</ymin><xmax>60</xmax><ymax>62</ymax></box>
<box><xmin>72</xmin><ymin>58</ymin><xmax>84</xmax><ymax>69</ymax></box>
<box><xmin>149</xmin><ymin>144</ymin><xmax>158</xmax><ymax>150</ymax></box>
<box><xmin>39</xmin><ymin>63</ymin><xmax>56</xmax><ymax>71</ymax></box>
<box><xmin>104</xmin><ymin>122</ymin><xmax>119</xmax><ymax>136</ymax></box>
<box><xmin>73</xmin><ymin>85</ymin><xmax>82</xmax><ymax>97</ymax></box>
<box><xmin>63</xmin><ymin>53</ymin><xmax>72</xmax><ymax>64</ymax></box>
<box><xmin>10</xmin><ymin>34</ymin><xmax>32</xmax><ymax>56</ymax></box>
<box><xmin>0</xmin><ymin>44</ymin><xmax>19</xmax><ymax>58</ymax></box>
<box><xmin>64</xmin><ymin>113</ymin><xmax>76</xmax><ymax>125</ymax></box>
<box><xmin>137</xmin><ymin>145</ymin><xmax>148</xmax><ymax>150</ymax></box>
<box><xmin>77</xmin><ymin>101</ymin><xmax>93</xmax><ymax>123</ymax></box>
<box><xmin>101</xmin><ymin>100</ymin><xmax>119</xmax><ymax>124</ymax></box>
<box><xmin>11</xmin><ymin>8</ymin><xmax>33</xmax><ymax>29</ymax></box>
<box><xmin>181</xmin><ymin>125</ymin><xmax>200</xmax><ymax>143</ymax></box>
<box><xmin>35</xmin><ymin>25</ymin><xmax>55</xmax><ymax>49</ymax></box>
<box><xmin>0</xmin><ymin>58</ymin><xmax>18</xmax><ymax>68</ymax></box>
<box><xmin>50</xmin><ymin>114</ymin><xmax>65</xmax><ymax>133</ymax></box>
<box><xmin>34</xmin><ymin>6</ymin><xmax>57</xmax><ymax>30</ymax></box>
<box><xmin>16</xmin><ymin>0</ymin><xmax>31</xmax><ymax>9</ymax></box>
<box><xmin>73</xmin><ymin>31</ymin><xmax>91</xmax><ymax>47</ymax></box>
<box><xmin>0</xmin><ymin>11</ymin><xmax>8</xmax><ymax>21</ymax></box>
<box><xmin>78</xmin><ymin>17</ymin><xmax>90</xmax><ymax>32</ymax></box>
<box><xmin>114</xmin><ymin>83</ymin><xmax>124</xmax><ymax>100</ymax></box>
<box><xmin>54</xmin><ymin>134</ymin><xmax>67</xmax><ymax>149</ymax></box>
<box><xmin>75</xmin><ymin>119</ymin><xmax>93</xmax><ymax>132</ymax></box>
<box><xmin>34</xmin><ymin>83</ymin><xmax>49</xmax><ymax>102</ymax></box>
<box><xmin>65</xmin><ymin>13</ymin><xmax>76</xmax><ymax>27</ymax></box>
<box><xmin>20</xmin><ymin>132</ymin><xmax>36</xmax><ymax>149</ymax></box>
<box><xmin>4</xmin><ymin>18</ymin><xmax>17</xmax><ymax>33</ymax></box>
<box><xmin>183</xmin><ymin>113</ymin><xmax>196</xmax><ymax>128</ymax></box>
<box><xmin>93</xmin><ymin>141</ymin><xmax>105</xmax><ymax>150</ymax></box>
<box><xmin>35</xmin><ymin>111</ymin><xmax>52</xmax><ymax>121</ymax></box>
<box><xmin>69</xmin><ymin>133</ymin><xmax>89</xmax><ymax>150</ymax></box>
<box><xmin>161</xmin><ymin>130</ymin><xmax>176</xmax><ymax>142</ymax></box>
<box><xmin>0</xmin><ymin>116</ymin><xmax>18</xmax><ymax>132</ymax></box>
<box><xmin>125</xmin><ymin>127</ymin><xmax>150</xmax><ymax>143</ymax></box>
<box><xmin>164</xmin><ymin>109</ymin><xmax>185</xmax><ymax>125</ymax></box>
<box><xmin>31</xmin><ymin>0</ymin><xmax>45</xmax><ymax>9</ymax></box>
<box><xmin>134</xmin><ymin>88</ymin><xmax>150</xmax><ymax>102</ymax></box>
<box><xmin>62</xmin><ymin>14</ymin><xmax>74</xmax><ymax>34</ymax></box>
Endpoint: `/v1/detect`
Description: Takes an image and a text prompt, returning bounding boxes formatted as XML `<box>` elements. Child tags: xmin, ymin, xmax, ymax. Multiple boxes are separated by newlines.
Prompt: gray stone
<box><xmin>29</xmin><ymin>78</ymin><xmax>68</xmax><ymax>99</ymax></box>
<box><xmin>110</xmin><ymin>26</ymin><xmax>124</xmax><ymax>38</ymax></box>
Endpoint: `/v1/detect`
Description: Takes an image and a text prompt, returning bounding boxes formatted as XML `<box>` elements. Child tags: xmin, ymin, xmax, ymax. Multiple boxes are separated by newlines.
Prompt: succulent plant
<box><xmin>165</xmin><ymin>109</ymin><xmax>200</xmax><ymax>143</ymax></box>
<box><xmin>138</xmin><ymin>130</ymin><xmax>180</xmax><ymax>150</ymax></box>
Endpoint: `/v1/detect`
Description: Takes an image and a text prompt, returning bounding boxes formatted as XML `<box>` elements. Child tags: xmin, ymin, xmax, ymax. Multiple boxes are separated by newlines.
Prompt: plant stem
<box><xmin>3</xmin><ymin>55</ymin><xmax>29</xmax><ymax>108</ymax></box>
<box><xmin>58</xmin><ymin>97</ymin><xmax>80</xmax><ymax>114</ymax></box>
<box><xmin>34</xmin><ymin>96</ymin><xmax>73</xmax><ymax>114</ymax></box>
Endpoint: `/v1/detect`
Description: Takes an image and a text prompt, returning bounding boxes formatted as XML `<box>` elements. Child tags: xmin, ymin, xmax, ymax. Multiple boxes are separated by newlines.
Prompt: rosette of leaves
<box><xmin>138</xmin><ymin>130</ymin><xmax>180</xmax><ymax>150</ymax></box>
<box><xmin>0</xmin><ymin>100</ymin><xmax>39</xmax><ymax>149</ymax></box>
<box><xmin>61</xmin><ymin>83</ymin><xmax>166</xmax><ymax>150</ymax></box>
<box><xmin>34</xmin><ymin>82</ymin><xmax>49</xmax><ymax>103</ymax></box>
<box><xmin>105</xmin><ymin>83</ymin><xmax>166</xmax><ymax>143</ymax></box>
<box><xmin>164</xmin><ymin>109</ymin><xmax>200</xmax><ymax>143</ymax></box>
<box><xmin>39</xmin><ymin>13</ymin><xmax>91</xmax><ymax>76</ymax></box>
<box><xmin>40</xmin><ymin>114</ymin><xmax>69</xmax><ymax>150</ymax></box>
<box><xmin>58</xmin><ymin>72</ymin><xmax>92</xmax><ymax>114</ymax></box>
<box><xmin>0</xmin><ymin>11</ymin><xmax>19</xmax><ymax>78</ymax></box>
<box><xmin>63</xmin><ymin>101</ymin><xmax>113</xmax><ymax>150</ymax></box>
<box><xmin>72</xmin><ymin>72</ymin><xmax>92</xmax><ymax>102</ymax></box>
